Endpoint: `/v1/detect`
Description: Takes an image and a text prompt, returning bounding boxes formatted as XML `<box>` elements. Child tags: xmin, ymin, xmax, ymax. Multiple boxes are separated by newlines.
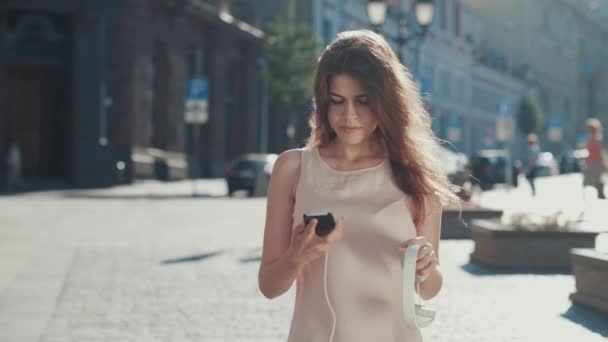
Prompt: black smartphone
<box><xmin>303</xmin><ymin>212</ymin><xmax>336</xmax><ymax>237</ymax></box>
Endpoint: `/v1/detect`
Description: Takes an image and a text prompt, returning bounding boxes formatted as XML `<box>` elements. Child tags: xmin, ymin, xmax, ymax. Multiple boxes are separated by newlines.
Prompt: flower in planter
<box><xmin>508</xmin><ymin>210</ymin><xmax>575</xmax><ymax>232</ymax></box>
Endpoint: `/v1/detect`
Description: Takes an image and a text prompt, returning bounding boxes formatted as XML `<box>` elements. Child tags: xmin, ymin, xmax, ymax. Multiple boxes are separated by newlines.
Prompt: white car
<box><xmin>535</xmin><ymin>152</ymin><xmax>559</xmax><ymax>177</ymax></box>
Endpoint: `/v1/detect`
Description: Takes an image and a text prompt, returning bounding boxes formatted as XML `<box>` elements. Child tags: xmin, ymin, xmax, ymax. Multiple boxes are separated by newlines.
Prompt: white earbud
<box><xmin>323</xmin><ymin>253</ymin><xmax>336</xmax><ymax>342</ymax></box>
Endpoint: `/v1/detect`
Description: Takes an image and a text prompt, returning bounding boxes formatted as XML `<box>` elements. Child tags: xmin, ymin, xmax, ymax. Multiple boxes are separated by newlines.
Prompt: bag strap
<box><xmin>403</xmin><ymin>244</ymin><xmax>420</xmax><ymax>328</ymax></box>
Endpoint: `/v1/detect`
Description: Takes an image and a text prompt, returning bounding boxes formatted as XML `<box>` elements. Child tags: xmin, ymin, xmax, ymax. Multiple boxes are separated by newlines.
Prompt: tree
<box><xmin>262</xmin><ymin>16</ymin><xmax>318</xmax><ymax>150</ymax></box>
<box><xmin>262</xmin><ymin>17</ymin><xmax>318</xmax><ymax>108</ymax></box>
<box><xmin>517</xmin><ymin>95</ymin><xmax>544</xmax><ymax>135</ymax></box>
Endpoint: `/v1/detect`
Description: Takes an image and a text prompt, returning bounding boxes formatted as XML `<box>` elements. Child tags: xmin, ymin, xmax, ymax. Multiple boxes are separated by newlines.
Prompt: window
<box><xmin>224</xmin><ymin>65</ymin><xmax>237</xmax><ymax>159</ymax></box>
<box><xmin>439</xmin><ymin>69</ymin><xmax>451</xmax><ymax>98</ymax></box>
<box><xmin>186</xmin><ymin>52</ymin><xmax>196</xmax><ymax>78</ymax></box>
<box><xmin>453</xmin><ymin>76</ymin><xmax>464</xmax><ymax>100</ymax></box>
<box><xmin>146</xmin><ymin>60</ymin><xmax>156</xmax><ymax>145</ymax></box>
<box><xmin>421</xmin><ymin>63</ymin><xmax>435</xmax><ymax>95</ymax></box>
<box><xmin>186</xmin><ymin>47</ymin><xmax>205</xmax><ymax>77</ymax></box>
<box><xmin>472</xmin><ymin>86</ymin><xmax>501</xmax><ymax>114</ymax></box>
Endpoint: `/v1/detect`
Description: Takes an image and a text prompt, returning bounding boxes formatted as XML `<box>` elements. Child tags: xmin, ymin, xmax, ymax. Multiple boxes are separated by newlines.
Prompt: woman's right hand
<box><xmin>287</xmin><ymin>217</ymin><xmax>345</xmax><ymax>267</ymax></box>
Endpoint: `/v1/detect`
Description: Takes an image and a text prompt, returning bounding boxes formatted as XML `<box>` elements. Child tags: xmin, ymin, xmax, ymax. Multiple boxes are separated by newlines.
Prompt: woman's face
<box><xmin>327</xmin><ymin>73</ymin><xmax>379</xmax><ymax>146</ymax></box>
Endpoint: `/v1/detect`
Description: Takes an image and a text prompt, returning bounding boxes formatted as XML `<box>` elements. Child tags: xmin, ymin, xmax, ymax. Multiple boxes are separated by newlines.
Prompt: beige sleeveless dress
<box><xmin>287</xmin><ymin>147</ymin><xmax>423</xmax><ymax>342</ymax></box>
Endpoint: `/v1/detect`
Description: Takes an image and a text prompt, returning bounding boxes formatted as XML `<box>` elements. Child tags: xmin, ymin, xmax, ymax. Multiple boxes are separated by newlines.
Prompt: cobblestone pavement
<box><xmin>0</xmin><ymin>179</ymin><xmax>606</xmax><ymax>342</ymax></box>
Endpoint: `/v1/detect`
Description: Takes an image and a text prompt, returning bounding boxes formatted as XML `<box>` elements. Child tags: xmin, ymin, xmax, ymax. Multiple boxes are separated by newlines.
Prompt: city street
<box><xmin>2</xmin><ymin>0</ymin><xmax>608</xmax><ymax>341</ymax></box>
<box><xmin>1</xmin><ymin>176</ymin><xmax>607</xmax><ymax>342</ymax></box>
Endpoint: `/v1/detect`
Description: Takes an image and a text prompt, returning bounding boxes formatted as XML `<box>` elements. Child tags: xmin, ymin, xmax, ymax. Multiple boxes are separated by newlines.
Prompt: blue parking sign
<box><xmin>185</xmin><ymin>78</ymin><xmax>209</xmax><ymax>124</ymax></box>
<box><xmin>187</xmin><ymin>78</ymin><xmax>208</xmax><ymax>100</ymax></box>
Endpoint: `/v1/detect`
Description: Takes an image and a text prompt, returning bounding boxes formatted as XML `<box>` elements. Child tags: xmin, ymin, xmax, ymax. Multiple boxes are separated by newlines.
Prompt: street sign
<box><xmin>447</xmin><ymin>116</ymin><xmax>461</xmax><ymax>142</ymax></box>
<box><xmin>496</xmin><ymin>115</ymin><xmax>513</xmax><ymax>142</ymax></box>
<box><xmin>185</xmin><ymin>78</ymin><xmax>209</xmax><ymax>124</ymax></box>
<box><xmin>547</xmin><ymin>117</ymin><xmax>562</xmax><ymax>142</ymax></box>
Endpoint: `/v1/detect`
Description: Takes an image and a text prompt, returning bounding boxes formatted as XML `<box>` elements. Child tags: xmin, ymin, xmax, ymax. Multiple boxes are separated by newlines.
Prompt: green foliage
<box><xmin>517</xmin><ymin>96</ymin><xmax>544</xmax><ymax>135</ymax></box>
<box><xmin>262</xmin><ymin>17</ymin><xmax>318</xmax><ymax>107</ymax></box>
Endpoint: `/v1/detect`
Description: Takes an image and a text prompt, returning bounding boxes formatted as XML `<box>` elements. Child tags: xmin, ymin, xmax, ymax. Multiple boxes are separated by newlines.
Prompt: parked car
<box><xmin>470</xmin><ymin>149</ymin><xmax>517</xmax><ymax>190</ymax></box>
<box><xmin>225</xmin><ymin>153</ymin><xmax>278</xmax><ymax>197</ymax></box>
<box><xmin>559</xmin><ymin>149</ymin><xmax>587</xmax><ymax>174</ymax></box>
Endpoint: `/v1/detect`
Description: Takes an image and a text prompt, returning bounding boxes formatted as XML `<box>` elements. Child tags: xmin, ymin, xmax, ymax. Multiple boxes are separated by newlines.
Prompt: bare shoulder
<box><xmin>271</xmin><ymin>149</ymin><xmax>303</xmax><ymax>196</ymax></box>
<box><xmin>273</xmin><ymin>149</ymin><xmax>302</xmax><ymax>178</ymax></box>
<box><xmin>426</xmin><ymin>195</ymin><xmax>444</xmax><ymax>215</ymax></box>
<box><xmin>275</xmin><ymin>149</ymin><xmax>302</xmax><ymax>171</ymax></box>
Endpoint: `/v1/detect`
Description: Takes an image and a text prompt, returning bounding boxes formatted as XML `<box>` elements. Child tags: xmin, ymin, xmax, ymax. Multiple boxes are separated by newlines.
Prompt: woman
<box><xmin>525</xmin><ymin>133</ymin><xmax>540</xmax><ymax>196</ymax></box>
<box><xmin>258</xmin><ymin>30</ymin><xmax>458</xmax><ymax>341</ymax></box>
<box><xmin>583</xmin><ymin>118</ymin><xmax>606</xmax><ymax>199</ymax></box>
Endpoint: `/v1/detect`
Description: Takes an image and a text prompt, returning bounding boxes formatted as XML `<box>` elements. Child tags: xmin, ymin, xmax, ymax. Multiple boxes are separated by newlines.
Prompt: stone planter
<box><xmin>570</xmin><ymin>249</ymin><xmax>608</xmax><ymax>314</ymax></box>
<box><xmin>470</xmin><ymin>219</ymin><xmax>599</xmax><ymax>270</ymax></box>
<box><xmin>441</xmin><ymin>203</ymin><xmax>503</xmax><ymax>239</ymax></box>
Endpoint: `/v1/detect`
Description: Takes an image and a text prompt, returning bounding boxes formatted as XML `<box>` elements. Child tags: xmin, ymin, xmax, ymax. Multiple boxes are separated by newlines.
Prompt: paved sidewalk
<box><xmin>0</xmin><ymin>177</ymin><xmax>606</xmax><ymax>341</ymax></box>
<box><xmin>65</xmin><ymin>179</ymin><xmax>230</xmax><ymax>199</ymax></box>
<box><xmin>478</xmin><ymin>173</ymin><xmax>608</xmax><ymax>234</ymax></box>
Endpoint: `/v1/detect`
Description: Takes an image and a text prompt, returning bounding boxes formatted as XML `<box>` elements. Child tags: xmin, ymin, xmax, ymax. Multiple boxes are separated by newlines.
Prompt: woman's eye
<box><xmin>358</xmin><ymin>98</ymin><xmax>369</xmax><ymax>105</ymax></box>
<box><xmin>329</xmin><ymin>98</ymin><xmax>344</xmax><ymax>105</ymax></box>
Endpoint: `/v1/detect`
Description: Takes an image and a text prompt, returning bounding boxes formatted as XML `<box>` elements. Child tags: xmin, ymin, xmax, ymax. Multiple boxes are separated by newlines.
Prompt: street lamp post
<box><xmin>366</xmin><ymin>0</ymin><xmax>435</xmax><ymax>63</ymax></box>
<box><xmin>367</xmin><ymin>2</ymin><xmax>388</xmax><ymax>32</ymax></box>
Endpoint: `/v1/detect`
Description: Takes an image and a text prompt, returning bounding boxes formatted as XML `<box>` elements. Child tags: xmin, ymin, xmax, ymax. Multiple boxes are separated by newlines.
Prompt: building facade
<box><xmin>0</xmin><ymin>0</ymin><xmax>266</xmax><ymax>187</ymax></box>
<box><xmin>463</xmin><ymin>0</ymin><xmax>608</xmax><ymax>152</ymax></box>
<box><xmin>306</xmin><ymin>0</ymin><xmax>526</xmax><ymax>157</ymax></box>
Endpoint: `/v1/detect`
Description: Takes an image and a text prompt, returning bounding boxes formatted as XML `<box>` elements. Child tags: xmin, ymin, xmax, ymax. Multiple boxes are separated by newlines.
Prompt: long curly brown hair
<box><xmin>306</xmin><ymin>30</ymin><xmax>458</xmax><ymax>229</ymax></box>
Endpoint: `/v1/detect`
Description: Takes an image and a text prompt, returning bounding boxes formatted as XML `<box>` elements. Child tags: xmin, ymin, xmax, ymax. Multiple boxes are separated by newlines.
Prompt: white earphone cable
<box><xmin>323</xmin><ymin>252</ymin><xmax>336</xmax><ymax>342</ymax></box>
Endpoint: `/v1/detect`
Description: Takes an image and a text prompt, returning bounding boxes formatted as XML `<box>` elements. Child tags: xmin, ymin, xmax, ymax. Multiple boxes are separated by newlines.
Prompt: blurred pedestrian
<box><xmin>525</xmin><ymin>133</ymin><xmax>540</xmax><ymax>196</ymax></box>
<box><xmin>5</xmin><ymin>139</ymin><xmax>22</xmax><ymax>191</ymax></box>
<box><xmin>258</xmin><ymin>30</ymin><xmax>457</xmax><ymax>341</ymax></box>
<box><xmin>583</xmin><ymin>118</ymin><xmax>606</xmax><ymax>199</ymax></box>
<box><xmin>512</xmin><ymin>160</ymin><xmax>522</xmax><ymax>187</ymax></box>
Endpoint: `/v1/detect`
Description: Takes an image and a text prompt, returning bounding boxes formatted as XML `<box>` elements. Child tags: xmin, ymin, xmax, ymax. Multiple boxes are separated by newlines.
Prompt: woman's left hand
<box><xmin>399</xmin><ymin>236</ymin><xmax>437</xmax><ymax>283</ymax></box>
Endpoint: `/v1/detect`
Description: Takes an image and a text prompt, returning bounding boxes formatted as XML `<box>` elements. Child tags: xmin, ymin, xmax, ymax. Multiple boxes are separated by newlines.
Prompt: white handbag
<box><xmin>403</xmin><ymin>244</ymin><xmax>436</xmax><ymax>328</ymax></box>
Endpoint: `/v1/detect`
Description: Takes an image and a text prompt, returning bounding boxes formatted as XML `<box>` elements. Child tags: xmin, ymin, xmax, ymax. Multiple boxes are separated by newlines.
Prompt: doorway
<box><xmin>4</xmin><ymin>64</ymin><xmax>72</xmax><ymax>180</ymax></box>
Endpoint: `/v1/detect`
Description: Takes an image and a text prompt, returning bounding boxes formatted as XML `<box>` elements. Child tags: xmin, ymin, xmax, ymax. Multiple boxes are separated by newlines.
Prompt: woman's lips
<box><xmin>340</xmin><ymin>126</ymin><xmax>362</xmax><ymax>134</ymax></box>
